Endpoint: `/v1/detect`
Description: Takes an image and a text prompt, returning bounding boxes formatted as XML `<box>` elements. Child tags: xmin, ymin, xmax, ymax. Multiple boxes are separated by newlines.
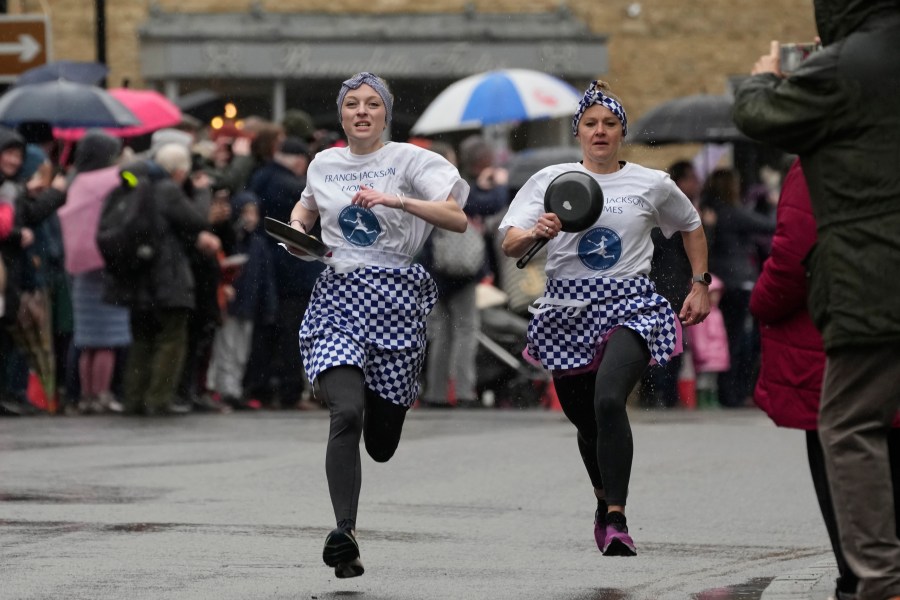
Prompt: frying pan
<box><xmin>264</xmin><ymin>217</ymin><xmax>331</xmax><ymax>259</ymax></box>
<box><xmin>516</xmin><ymin>171</ymin><xmax>604</xmax><ymax>269</ymax></box>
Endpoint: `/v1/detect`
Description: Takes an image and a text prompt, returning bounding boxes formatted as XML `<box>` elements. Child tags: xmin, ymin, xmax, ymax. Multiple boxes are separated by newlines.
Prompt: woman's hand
<box><xmin>350</xmin><ymin>185</ymin><xmax>467</xmax><ymax>232</ymax></box>
<box><xmin>679</xmin><ymin>284</ymin><xmax>711</xmax><ymax>326</ymax></box>
<box><xmin>530</xmin><ymin>213</ymin><xmax>561</xmax><ymax>240</ymax></box>
<box><xmin>501</xmin><ymin>213</ymin><xmax>561</xmax><ymax>258</ymax></box>
<box><xmin>351</xmin><ymin>185</ymin><xmax>403</xmax><ymax>210</ymax></box>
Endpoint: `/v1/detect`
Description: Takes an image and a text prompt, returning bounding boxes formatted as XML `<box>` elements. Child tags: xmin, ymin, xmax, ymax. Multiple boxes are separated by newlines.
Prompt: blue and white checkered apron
<box><xmin>299</xmin><ymin>263</ymin><xmax>438</xmax><ymax>407</ymax></box>
<box><xmin>526</xmin><ymin>275</ymin><xmax>679</xmax><ymax>372</ymax></box>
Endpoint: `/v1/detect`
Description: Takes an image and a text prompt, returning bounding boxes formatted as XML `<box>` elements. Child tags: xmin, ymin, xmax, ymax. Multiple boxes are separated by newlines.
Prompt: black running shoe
<box><xmin>322</xmin><ymin>527</ymin><xmax>364</xmax><ymax>578</ymax></box>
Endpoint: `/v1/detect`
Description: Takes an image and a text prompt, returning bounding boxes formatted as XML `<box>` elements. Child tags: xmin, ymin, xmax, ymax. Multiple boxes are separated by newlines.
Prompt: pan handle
<box><xmin>516</xmin><ymin>238</ymin><xmax>548</xmax><ymax>269</ymax></box>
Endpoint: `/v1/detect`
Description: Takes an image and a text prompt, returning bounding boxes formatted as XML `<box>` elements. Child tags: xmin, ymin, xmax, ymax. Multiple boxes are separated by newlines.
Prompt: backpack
<box><xmin>96</xmin><ymin>161</ymin><xmax>164</xmax><ymax>279</ymax></box>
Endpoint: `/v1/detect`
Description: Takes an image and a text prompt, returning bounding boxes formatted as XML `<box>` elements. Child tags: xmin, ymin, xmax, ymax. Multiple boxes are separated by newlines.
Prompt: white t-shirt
<box><xmin>300</xmin><ymin>142</ymin><xmax>469</xmax><ymax>264</ymax></box>
<box><xmin>499</xmin><ymin>161</ymin><xmax>700</xmax><ymax>280</ymax></box>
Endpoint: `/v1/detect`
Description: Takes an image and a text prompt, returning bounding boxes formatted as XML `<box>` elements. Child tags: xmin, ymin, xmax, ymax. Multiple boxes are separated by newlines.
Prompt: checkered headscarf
<box><xmin>572</xmin><ymin>81</ymin><xmax>628</xmax><ymax>138</ymax></box>
<box><xmin>337</xmin><ymin>72</ymin><xmax>393</xmax><ymax>126</ymax></box>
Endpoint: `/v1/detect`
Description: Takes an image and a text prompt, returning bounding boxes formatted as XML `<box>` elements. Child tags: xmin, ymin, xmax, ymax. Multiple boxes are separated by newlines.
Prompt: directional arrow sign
<box><xmin>0</xmin><ymin>34</ymin><xmax>41</xmax><ymax>62</ymax></box>
<box><xmin>0</xmin><ymin>16</ymin><xmax>50</xmax><ymax>83</ymax></box>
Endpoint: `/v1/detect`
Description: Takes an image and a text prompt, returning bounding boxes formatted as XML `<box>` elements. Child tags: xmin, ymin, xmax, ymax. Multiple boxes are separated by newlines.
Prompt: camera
<box><xmin>780</xmin><ymin>42</ymin><xmax>821</xmax><ymax>75</ymax></box>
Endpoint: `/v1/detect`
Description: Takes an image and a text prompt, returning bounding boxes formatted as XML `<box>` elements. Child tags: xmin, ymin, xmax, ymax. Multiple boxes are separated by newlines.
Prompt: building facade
<box><xmin>9</xmin><ymin>0</ymin><xmax>817</xmax><ymax>165</ymax></box>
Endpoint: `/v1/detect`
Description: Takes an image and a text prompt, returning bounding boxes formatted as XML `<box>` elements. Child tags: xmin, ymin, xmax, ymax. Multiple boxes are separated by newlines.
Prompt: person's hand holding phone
<box><xmin>752</xmin><ymin>40</ymin><xmax>782</xmax><ymax>77</ymax></box>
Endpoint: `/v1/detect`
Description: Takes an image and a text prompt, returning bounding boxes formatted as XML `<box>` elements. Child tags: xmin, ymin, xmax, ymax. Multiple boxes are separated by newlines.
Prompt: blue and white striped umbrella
<box><xmin>411</xmin><ymin>69</ymin><xmax>582</xmax><ymax>136</ymax></box>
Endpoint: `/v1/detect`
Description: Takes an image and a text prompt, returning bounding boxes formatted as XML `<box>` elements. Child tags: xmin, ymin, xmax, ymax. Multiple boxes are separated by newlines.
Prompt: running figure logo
<box><xmin>339</xmin><ymin>205</ymin><xmax>382</xmax><ymax>247</ymax></box>
<box><xmin>577</xmin><ymin>227</ymin><xmax>623</xmax><ymax>270</ymax></box>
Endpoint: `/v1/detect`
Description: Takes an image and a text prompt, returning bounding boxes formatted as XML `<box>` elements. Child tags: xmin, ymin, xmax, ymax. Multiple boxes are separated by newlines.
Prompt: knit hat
<box><xmin>20</xmin><ymin>145</ymin><xmax>47</xmax><ymax>181</ymax></box>
<box><xmin>280</xmin><ymin>136</ymin><xmax>310</xmax><ymax>157</ymax></box>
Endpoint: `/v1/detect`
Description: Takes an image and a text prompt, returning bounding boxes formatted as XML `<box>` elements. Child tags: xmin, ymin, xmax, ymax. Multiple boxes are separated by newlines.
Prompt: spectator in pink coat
<box><xmin>750</xmin><ymin>159</ymin><xmax>900</xmax><ymax>600</ymax></box>
<box><xmin>57</xmin><ymin>131</ymin><xmax>131</xmax><ymax>414</ymax></box>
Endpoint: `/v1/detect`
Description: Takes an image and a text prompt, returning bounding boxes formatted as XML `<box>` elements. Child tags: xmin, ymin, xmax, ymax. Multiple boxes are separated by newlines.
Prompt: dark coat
<box><xmin>750</xmin><ymin>162</ymin><xmax>824</xmax><ymax>430</ymax></box>
<box><xmin>733</xmin><ymin>0</ymin><xmax>900</xmax><ymax>351</ymax></box>
<box><xmin>705</xmin><ymin>203</ymin><xmax>775</xmax><ymax>293</ymax></box>
<box><xmin>105</xmin><ymin>173</ymin><xmax>209</xmax><ymax>311</ymax></box>
<box><xmin>227</xmin><ymin>229</ymin><xmax>277</xmax><ymax>322</ymax></box>
<box><xmin>247</xmin><ymin>159</ymin><xmax>324</xmax><ymax>297</ymax></box>
<box><xmin>0</xmin><ymin>129</ymin><xmax>65</xmax><ymax>324</ymax></box>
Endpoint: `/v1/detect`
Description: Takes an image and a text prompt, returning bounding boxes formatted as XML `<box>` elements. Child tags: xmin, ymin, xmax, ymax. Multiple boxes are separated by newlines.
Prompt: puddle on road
<box><xmin>694</xmin><ymin>577</ymin><xmax>773</xmax><ymax>599</ymax></box>
<box><xmin>563</xmin><ymin>590</ymin><xmax>634</xmax><ymax>600</ymax></box>
<box><xmin>553</xmin><ymin>576</ymin><xmax>773</xmax><ymax>600</ymax></box>
<box><xmin>0</xmin><ymin>485</ymin><xmax>167</xmax><ymax>504</ymax></box>
<box><xmin>0</xmin><ymin>520</ymin><xmax>322</xmax><ymax>537</ymax></box>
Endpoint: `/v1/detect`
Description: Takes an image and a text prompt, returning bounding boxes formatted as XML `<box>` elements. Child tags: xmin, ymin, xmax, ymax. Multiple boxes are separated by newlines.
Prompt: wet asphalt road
<box><xmin>0</xmin><ymin>408</ymin><xmax>832</xmax><ymax>600</ymax></box>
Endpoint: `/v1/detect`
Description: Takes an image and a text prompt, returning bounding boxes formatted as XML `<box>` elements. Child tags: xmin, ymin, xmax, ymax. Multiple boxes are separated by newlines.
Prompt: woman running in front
<box><xmin>498</xmin><ymin>80</ymin><xmax>710</xmax><ymax>556</ymax></box>
<box><xmin>288</xmin><ymin>72</ymin><xmax>469</xmax><ymax>578</ymax></box>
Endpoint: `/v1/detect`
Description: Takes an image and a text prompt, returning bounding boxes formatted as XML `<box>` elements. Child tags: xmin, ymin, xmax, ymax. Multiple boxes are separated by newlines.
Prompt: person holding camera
<box><xmin>499</xmin><ymin>80</ymin><xmax>709</xmax><ymax>556</ymax></box>
<box><xmin>733</xmin><ymin>2</ymin><xmax>900</xmax><ymax>598</ymax></box>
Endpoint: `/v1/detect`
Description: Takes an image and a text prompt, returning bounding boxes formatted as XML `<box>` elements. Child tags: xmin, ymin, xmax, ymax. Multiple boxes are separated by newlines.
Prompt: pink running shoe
<box><xmin>594</xmin><ymin>506</ymin><xmax>607</xmax><ymax>551</ymax></box>
<box><xmin>601</xmin><ymin>511</ymin><xmax>637</xmax><ymax>556</ymax></box>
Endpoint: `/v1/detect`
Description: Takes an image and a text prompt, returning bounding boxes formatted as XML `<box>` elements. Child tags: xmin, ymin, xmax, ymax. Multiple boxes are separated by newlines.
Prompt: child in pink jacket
<box><xmin>689</xmin><ymin>274</ymin><xmax>730</xmax><ymax>408</ymax></box>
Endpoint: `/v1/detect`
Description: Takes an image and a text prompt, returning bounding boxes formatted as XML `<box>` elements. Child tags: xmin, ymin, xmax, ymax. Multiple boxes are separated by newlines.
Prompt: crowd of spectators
<box><xmin>0</xmin><ymin>110</ymin><xmax>782</xmax><ymax>417</ymax></box>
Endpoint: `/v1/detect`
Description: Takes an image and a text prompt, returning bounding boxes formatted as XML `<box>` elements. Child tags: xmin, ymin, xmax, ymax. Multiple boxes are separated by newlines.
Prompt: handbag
<box><xmin>430</xmin><ymin>221</ymin><xmax>487</xmax><ymax>279</ymax></box>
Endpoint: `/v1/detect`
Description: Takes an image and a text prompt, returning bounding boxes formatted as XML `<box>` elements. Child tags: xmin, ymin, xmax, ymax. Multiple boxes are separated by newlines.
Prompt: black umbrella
<box><xmin>175</xmin><ymin>89</ymin><xmax>225</xmax><ymax>123</ymax></box>
<box><xmin>629</xmin><ymin>94</ymin><xmax>747</xmax><ymax>145</ymax></box>
<box><xmin>15</xmin><ymin>60</ymin><xmax>109</xmax><ymax>87</ymax></box>
<box><xmin>0</xmin><ymin>80</ymin><xmax>140</xmax><ymax>128</ymax></box>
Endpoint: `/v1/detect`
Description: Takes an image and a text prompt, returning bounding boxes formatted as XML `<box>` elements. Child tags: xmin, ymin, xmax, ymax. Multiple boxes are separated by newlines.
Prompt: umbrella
<box><xmin>15</xmin><ymin>60</ymin><xmax>109</xmax><ymax>87</ymax></box>
<box><xmin>411</xmin><ymin>69</ymin><xmax>582</xmax><ymax>136</ymax></box>
<box><xmin>175</xmin><ymin>89</ymin><xmax>225</xmax><ymax>123</ymax></box>
<box><xmin>54</xmin><ymin>88</ymin><xmax>182</xmax><ymax>141</ymax></box>
<box><xmin>629</xmin><ymin>94</ymin><xmax>747</xmax><ymax>145</ymax></box>
<box><xmin>507</xmin><ymin>146</ymin><xmax>583</xmax><ymax>190</ymax></box>
<box><xmin>0</xmin><ymin>80</ymin><xmax>140</xmax><ymax>128</ymax></box>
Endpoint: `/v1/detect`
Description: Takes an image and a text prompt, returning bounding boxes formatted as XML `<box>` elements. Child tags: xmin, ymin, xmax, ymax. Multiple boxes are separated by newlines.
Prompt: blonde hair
<box><xmin>593</xmin><ymin>80</ymin><xmax>624</xmax><ymax>105</ymax></box>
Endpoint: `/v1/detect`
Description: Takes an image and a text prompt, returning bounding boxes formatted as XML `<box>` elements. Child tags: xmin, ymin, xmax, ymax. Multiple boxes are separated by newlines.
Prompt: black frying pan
<box><xmin>516</xmin><ymin>171</ymin><xmax>604</xmax><ymax>269</ymax></box>
<box><xmin>264</xmin><ymin>217</ymin><xmax>331</xmax><ymax>259</ymax></box>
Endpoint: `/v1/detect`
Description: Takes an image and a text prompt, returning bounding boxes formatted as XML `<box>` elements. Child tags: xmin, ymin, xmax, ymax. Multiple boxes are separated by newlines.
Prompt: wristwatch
<box><xmin>691</xmin><ymin>272</ymin><xmax>712</xmax><ymax>286</ymax></box>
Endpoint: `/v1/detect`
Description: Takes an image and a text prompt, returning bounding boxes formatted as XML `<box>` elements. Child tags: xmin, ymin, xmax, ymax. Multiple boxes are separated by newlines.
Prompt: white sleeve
<box><xmin>655</xmin><ymin>176</ymin><xmax>701</xmax><ymax>238</ymax></box>
<box><xmin>409</xmin><ymin>148</ymin><xmax>470</xmax><ymax>208</ymax></box>
<box><xmin>497</xmin><ymin>169</ymin><xmax>550</xmax><ymax>236</ymax></box>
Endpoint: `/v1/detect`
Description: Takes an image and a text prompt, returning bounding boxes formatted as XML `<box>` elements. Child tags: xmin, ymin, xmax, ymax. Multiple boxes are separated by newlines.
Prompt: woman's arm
<box><xmin>500</xmin><ymin>212</ymin><xmax>561</xmax><ymax>258</ymax></box>
<box><xmin>288</xmin><ymin>201</ymin><xmax>319</xmax><ymax>235</ymax></box>
<box><xmin>678</xmin><ymin>225</ymin><xmax>711</xmax><ymax>326</ymax></box>
<box><xmin>350</xmin><ymin>185</ymin><xmax>467</xmax><ymax>232</ymax></box>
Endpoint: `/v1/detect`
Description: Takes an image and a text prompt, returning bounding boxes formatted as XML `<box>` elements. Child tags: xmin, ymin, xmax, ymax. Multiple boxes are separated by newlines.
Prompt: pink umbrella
<box><xmin>54</xmin><ymin>88</ymin><xmax>182</xmax><ymax>141</ymax></box>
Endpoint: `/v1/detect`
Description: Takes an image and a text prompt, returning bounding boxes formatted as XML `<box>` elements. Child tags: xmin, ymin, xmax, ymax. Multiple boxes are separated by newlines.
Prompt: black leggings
<box><xmin>552</xmin><ymin>328</ymin><xmax>650</xmax><ymax>506</ymax></box>
<box><xmin>316</xmin><ymin>366</ymin><xmax>408</xmax><ymax>529</ymax></box>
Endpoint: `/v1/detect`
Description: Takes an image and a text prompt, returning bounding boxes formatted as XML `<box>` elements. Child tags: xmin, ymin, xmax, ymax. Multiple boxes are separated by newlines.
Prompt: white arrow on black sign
<box><xmin>0</xmin><ymin>34</ymin><xmax>41</xmax><ymax>62</ymax></box>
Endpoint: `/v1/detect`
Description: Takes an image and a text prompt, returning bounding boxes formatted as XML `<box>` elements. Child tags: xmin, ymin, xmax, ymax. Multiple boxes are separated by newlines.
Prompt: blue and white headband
<box><xmin>572</xmin><ymin>81</ymin><xmax>628</xmax><ymax>138</ymax></box>
<box><xmin>337</xmin><ymin>72</ymin><xmax>393</xmax><ymax>126</ymax></box>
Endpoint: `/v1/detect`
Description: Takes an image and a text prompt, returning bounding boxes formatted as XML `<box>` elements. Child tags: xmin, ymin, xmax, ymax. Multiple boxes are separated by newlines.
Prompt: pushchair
<box><xmin>475</xmin><ymin>285</ymin><xmax>550</xmax><ymax>409</ymax></box>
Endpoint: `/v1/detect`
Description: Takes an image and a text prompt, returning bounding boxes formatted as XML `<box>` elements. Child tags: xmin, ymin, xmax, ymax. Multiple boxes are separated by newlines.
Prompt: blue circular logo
<box><xmin>338</xmin><ymin>205</ymin><xmax>382</xmax><ymax>247</ymax></box>
<box><xmin>577</xmin><ymin>227</ymin><xmax>622</xmax><ymax>271</ymax></box>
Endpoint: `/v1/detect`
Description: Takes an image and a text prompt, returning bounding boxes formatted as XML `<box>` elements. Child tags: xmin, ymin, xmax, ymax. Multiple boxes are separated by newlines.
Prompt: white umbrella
<box><xmin>411</xmin><ymin>69</ymin><xmax>582</xmax><ymax>136</ymax></box>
